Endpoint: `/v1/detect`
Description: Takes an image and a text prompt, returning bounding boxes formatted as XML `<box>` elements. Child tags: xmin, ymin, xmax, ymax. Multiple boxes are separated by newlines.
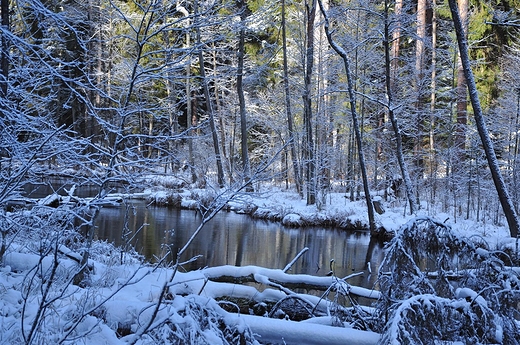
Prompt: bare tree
<box><xmin>318</xmin><ymin>0</ymin><xmax>377</xmax><ymax>235</ymax></box>
<box><xmin>236</xmin><ymin>0</ymin><xmax>253</xmax><ymax>192</ymax></box>
<box><xmin>454</xmin><ymin>0</ymin><xmax>468</xmax><ymax>164</ymax></box>
<box><xmin>413</xmin><ymin>0</ymin><xmax>430</xmax><ymax>201</ymax></box>
<box><xmin>193</xmin><ymin>0</ymin><xmax>225</xmax><ymax>188</ymax></box>
<box><xmin>383</xmin><ymin>0</ymin><xmax>418</xmax><ymax>215</ymax></box>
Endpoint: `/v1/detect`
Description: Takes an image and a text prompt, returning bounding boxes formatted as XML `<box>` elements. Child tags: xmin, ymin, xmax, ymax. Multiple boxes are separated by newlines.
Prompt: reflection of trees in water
<box><xmin>95</xmin><ymin>204</ymin><xmax>385</xmax><ymax>289</ymax></box>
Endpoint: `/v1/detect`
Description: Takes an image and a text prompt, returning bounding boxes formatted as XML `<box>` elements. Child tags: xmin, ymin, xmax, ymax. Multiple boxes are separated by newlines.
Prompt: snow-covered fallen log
<box><xmin>236</xmin><ymin>313</ymin><xmax>380</xmax><ymax>345</ymax></box>
<box><xmin>201</xmin><ymin>265</ymin><xmax>381</xmax><ymax>300</ymax></box>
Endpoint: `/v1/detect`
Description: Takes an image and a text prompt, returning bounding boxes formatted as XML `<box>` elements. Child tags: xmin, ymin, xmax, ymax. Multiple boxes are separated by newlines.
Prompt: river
<box><xmin>23</xmin><ymin>179</ymin><xmax>385</xmax><ymax>290</ymax></box>
<box><xmin>94</xmin><ymin>201</ymin><xmax>385</xmax><ymax>290</ymax></box>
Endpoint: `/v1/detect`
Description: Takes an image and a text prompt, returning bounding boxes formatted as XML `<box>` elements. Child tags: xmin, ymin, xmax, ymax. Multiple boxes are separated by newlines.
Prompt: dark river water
<box><xmin>94</xmin><ymin>201</ymin><xmax>385</xmax><ymax>290</ymax></box>
<box><xmin>23</xmin><ymin>179</ymin><xmax>385</xmax><ymax>290</ymax></box>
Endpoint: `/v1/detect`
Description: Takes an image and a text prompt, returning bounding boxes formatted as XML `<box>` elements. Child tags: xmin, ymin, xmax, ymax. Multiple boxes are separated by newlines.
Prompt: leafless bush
<box><xmin>373</xmin><ymin>217</ymin><xmax>520</xmax><ymax>344</ymax></box>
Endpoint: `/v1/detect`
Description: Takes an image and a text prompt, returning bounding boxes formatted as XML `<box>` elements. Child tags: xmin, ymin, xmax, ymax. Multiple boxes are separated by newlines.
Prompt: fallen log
<box><xmin>201</xmin><ymin>265</ymin><xmax>381</xmax><ymax>300</ymax></box>
<box><xmin>235</xmin><ymin>313</ymin><xmax>380</xmax><ymax>345</ymax></box>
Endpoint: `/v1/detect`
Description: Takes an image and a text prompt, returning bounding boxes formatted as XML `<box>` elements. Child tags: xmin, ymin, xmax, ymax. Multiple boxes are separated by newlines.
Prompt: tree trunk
<box><xmin>0</xmin><ymin>0</ymin><xmax>9</xmax><ymax>99</ymax></box>
<box><xmin>87</xmin><ymin>0</ymin><xmax>103</xmax><ymax>145</ymax></box>
<box><xmin>318</xmin><ymin>0</ymin><xmax>377</xmax><ymax>236</ymax></box>
<box><xmin>428</xmin><ymin>0</ymin><xmax>438</xmax><ymax>205</ymax></box>
<box><xmin>282</xmin><ymin>0</ymin><xmax>302</xmax><ymax>196</ymax></box>
<box><xmin>454</xmin><ymin>0</ymin><xmax>468</xmax><ymax>163</ymax></box>
<box><xmin>303</xmin><ymin>0</ymin><xmax>316</xmax><ymax>205</ymax></box>
<box><xmin>448</xmin><ymin>0</ymin><xmax>519</xmax><ymax>238</ymax></box>
<box><xmin>212</xmin><ymin>43</ymin><xmax>233</xmax><ymax>184</ymax></box>
<box><xmin>316</xmin><ymin>0</ymin><xmax>333</xmax><ymax>204</ymax></box>
<box><xmin>390</xmin><ymin>0</ymin><xmax>402</xmax><ymax>91</ymax></box>
<box><xmin>414</xmin><ymin>0</ymin><xmax>429</xmax><ymax>201</ymax></box>
<box><xmin>237</xmin><ymin>0</ymin><xmax>253</xmax><ymax>191</ymax></box>
<box><xmin>195</xmin><ymin>1</ymin><xmax>225</xmax><ymax>188</ymax></box>
<box><xmin>186</xmin><ymin>42</ymin><xmax>197</xmax><ymax>184</ymax></box>
<box><xmin>384</xmin><ymin>0</ymin><xmax>418</xmax><ymax>215</ymax></box>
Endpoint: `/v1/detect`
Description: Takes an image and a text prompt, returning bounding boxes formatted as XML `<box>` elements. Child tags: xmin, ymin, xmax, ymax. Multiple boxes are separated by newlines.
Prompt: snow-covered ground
<box><xmin>147</xmin><ymin>184</ymin><xmax>513</xmax><ymax>245</ymax></box>
<box><xmin>0</xmin><ymin>183</ymin><xmax>517</xmax><ymax>344</ymax></box>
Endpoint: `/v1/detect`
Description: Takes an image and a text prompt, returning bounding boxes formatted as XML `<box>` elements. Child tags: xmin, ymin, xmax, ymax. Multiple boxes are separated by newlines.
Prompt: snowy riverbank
<box><xmin>144</xmin><ymin>184</ymin><xmax>513</xmax><ymax>246</ymax></box>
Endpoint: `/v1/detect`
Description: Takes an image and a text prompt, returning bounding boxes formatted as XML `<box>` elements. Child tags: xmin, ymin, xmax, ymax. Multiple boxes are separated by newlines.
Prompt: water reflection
<box><xmin>95</xmin><ymin>201</ymin><xmax>385</xmax><ymax>289</ymax></box>
<box><xmin>23</xmin><ymin>178</ymin><xmax>131</xmax><ymax>199</ymax></box>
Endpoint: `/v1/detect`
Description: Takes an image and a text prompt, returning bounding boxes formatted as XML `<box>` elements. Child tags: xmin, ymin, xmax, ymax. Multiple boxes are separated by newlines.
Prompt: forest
<box><xmin>1</xmin><ymin>0</ymin><xmax>520</xmax><ymax>231</ymax></box>
<box><xmin>0</xmin><ymin>0</ymin><xmax>520</xmax><ymax>343</ymax></box>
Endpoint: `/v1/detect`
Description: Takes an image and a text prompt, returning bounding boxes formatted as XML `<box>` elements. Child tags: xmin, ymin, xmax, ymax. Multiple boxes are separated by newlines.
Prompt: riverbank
<box><xmin>20</xmin><ymin>172</ymin><xmax>513</xmax><ymax>245</ymax></box>
<box><xmin>142</xmin><ymin>183</ymin><xmax>512</xmax><ymax>246</ymax></box>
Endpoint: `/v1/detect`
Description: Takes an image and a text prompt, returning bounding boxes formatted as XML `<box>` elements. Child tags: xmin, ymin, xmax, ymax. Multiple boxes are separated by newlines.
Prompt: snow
<box><xmin>0</xmin><ymin>237</ymin><xmax>381</xmax><ymax>344</ymax></box>
<box><xmin>455</xmin><ymin>287</ymin><xmax>488</xmax><ymax>307</ymax></box>
<box><xmin>237</xmin><ymin>313</ymin><xmax>380</xmax><ymax>345</ymax></box>
<box><xmin>0</xmin><ymin>182</ymin><xmax>517</xmax><ymax>344</ymax></box>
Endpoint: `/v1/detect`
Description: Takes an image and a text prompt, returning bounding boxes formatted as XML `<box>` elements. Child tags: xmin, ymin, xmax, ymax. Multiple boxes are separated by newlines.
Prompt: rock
<box><xmin>373</xmin><ymin>196</ymin><xmax>385</xmax><ymax>215</ymax></box>
<box><xmin>282</xmin><ymin>213</ymin><xmax>303</xmax><ymax>227</ymax></box>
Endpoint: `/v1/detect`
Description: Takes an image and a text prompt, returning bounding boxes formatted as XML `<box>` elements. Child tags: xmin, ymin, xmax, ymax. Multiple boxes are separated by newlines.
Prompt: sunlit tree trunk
<box><xmin>455</xmin><ymin>0</ymin><xmax>468</xmax><ymax>163</ymax></box>
<box><xmin>428</xmin><ymin>0</ymin><xmax>438</xmax><ymax>203</ymax></box>
<box><xmin>185</xmin><ymin>28</ymin><xmax>197</xmax><ymax>184</ymax></box>
<box><xmin>282</xmin><ymin>0</ymin><xmax>302</xmax><ymax>196</ymax></box>
<box><xmin>390</xmin><ymin>0</ymin><xmax>402</xmax><ymax>91</ymax></box>
<box><xmin>237</xmin><ymin>0</ymin><xmax>253</xmax><ymax>191</ymax></box>
<box><xmin>147</xmin><ymin>114</ymin><xmax>154</xmax><ymax>158</ymax></box>
<box><xmin>414</xmin><ymin>0</ymin><xmax>429</xmax><ymax>202</ymax></box>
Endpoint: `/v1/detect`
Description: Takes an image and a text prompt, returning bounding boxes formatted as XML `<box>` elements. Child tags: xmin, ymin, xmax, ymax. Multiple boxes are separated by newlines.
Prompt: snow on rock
<box><xmin>282</xmin><ymin>213</ymin><xmax>303</xmax><ymax>227</ymax></box>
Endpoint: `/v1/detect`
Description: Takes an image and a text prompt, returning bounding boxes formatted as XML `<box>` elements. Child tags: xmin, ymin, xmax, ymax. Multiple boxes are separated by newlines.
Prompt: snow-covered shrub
<box><xmin>132</xmin><ymin>296</ymin><xmax>259</xmax><ymax>345</ymax></box>
<box><xmin>380</xmin><ymin>293</ymin><xmax>501</xmax><ymax>344</ymax></box>
<box><xmin>146</xmin><ymin>175</ymin><xmax>187</xmax><ymax>191</ymax></box>
<box><xmin>148</xmin><ymin>192</ymin><xmax>182</xmax><ymax>207</ymax></box>
<box><xmin>189</xmin><ymin>189</ymin><xmax>217</xmax><ymax>210</ymax></box>
<box><xmin>251</xmin><ymin>206</ymin><xmax>285</xmax><ymax>221</ymax></box>
<box><xmin>374</xmin><ymin>217</ymin><xmax>520</xmax><ymax>344</ymax></box>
